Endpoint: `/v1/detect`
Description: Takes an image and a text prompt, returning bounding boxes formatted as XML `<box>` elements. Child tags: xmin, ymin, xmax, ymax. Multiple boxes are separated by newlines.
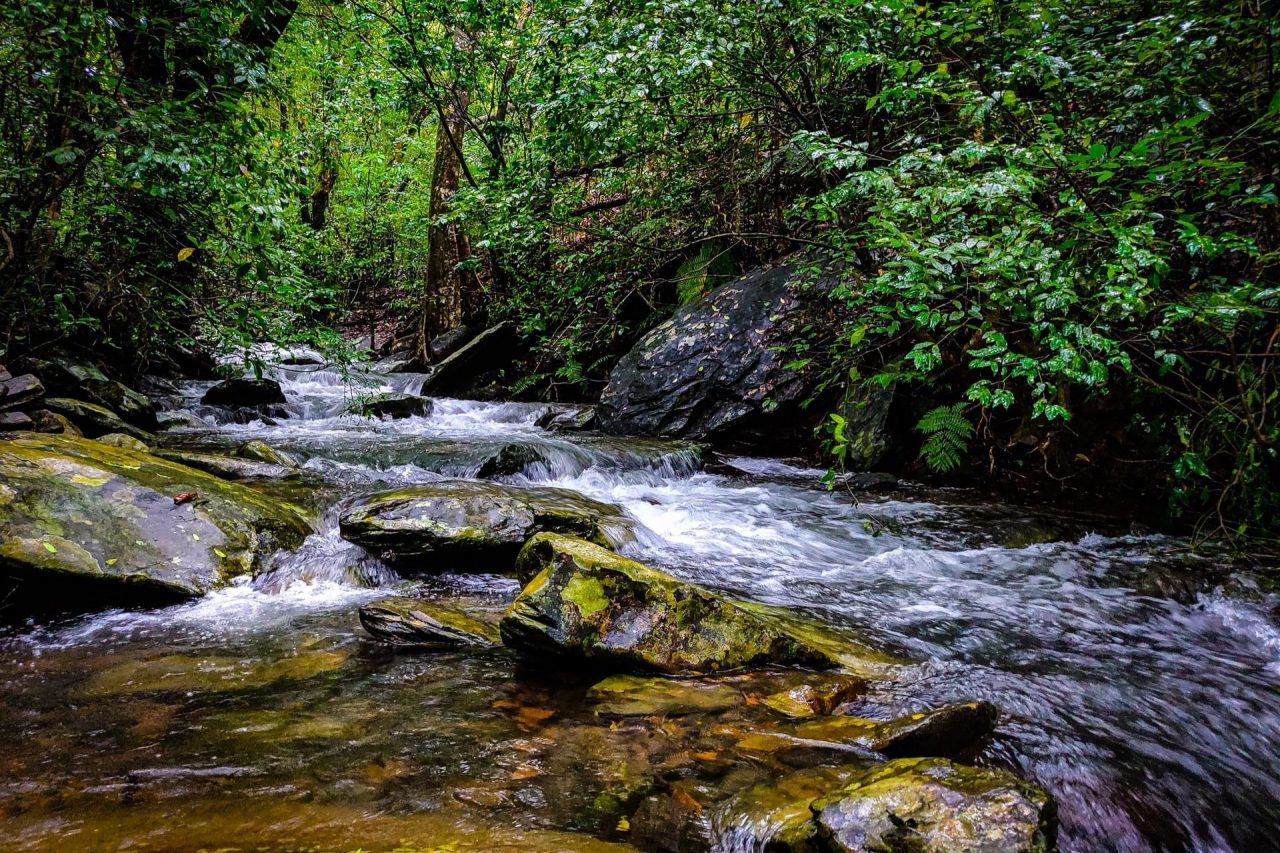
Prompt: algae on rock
<box><xmin>0</xmin><ymin>433</ymin><xmax>311</xmax><ymax>608</ymax></box>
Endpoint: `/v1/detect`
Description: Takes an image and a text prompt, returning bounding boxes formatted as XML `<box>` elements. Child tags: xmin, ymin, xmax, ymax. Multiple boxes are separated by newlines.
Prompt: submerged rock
<box><xmin>500</xmin><ymin>534</ymin><xmax>842</xmax><ymax>674</ymax></box>
<box><xmin>476</xmin><ymin>442</ymin><xmax>556</xmax><ymax>478</ymax></box>
<box><xmin>586</xmin><ymin>674</ymin><xmax>742</xmax><ymax>717</ymax></box>
<box><xmin>200</xmin><ymin>377</ymin><xmax>286</xmax><ymax>407</ymax></box>
<box><xmin>358</xmin><ymin>600</ymin><xmax>499</xmax><ymax>648</ymax></box>
<box><xmin>0</xmin><ymin>433</ymin><xmax>311</xmax><ymax>608</ymax></box>
<box><xmin>154</xmin><ymin>448</ymin><xmax>299</xmax><ymax>481</ymax></box>
<box><xmin>43</xmin><ymin>397</ymin><xmax>154</xmax><ymax>441</ymax></box>
<box><xmin>351</xmin><ymin>391</ymin><xmax>431</xmax><ymax>419</ymax></box>
<box><xmin>796</xmin><ymin>702</ymin><xmax>999</xmax><ymax>759</ymax></box>
<box><xmin>812</xmin><ymin>758</ymin><xmax>1057</xmax><ymax>853</ymax></box>
<box><xmin>762</xmin><ymin>676</ymin><xmax>865</xmax><ymax>718</ymax></box>
<box><xmin>339</xmin><ymin>481</ymin><xmax>632</xmax><ymax>568</ymax></box>
<box><xmin>598</xmin><ymin>261</ymin><xmax>845</xmax><ymax>447</ymax></box>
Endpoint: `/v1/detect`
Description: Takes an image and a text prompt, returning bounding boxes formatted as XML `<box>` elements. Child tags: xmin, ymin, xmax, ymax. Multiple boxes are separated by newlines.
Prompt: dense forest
<box><xmin>4</xmin><ymin>4</ymin><xmax>1280</xmax><ymax>852</ymax></box>
<box><xmin>2</xmin><ymin>1</ymin><xmax>1278</xmax><ymax>538</ymax></box>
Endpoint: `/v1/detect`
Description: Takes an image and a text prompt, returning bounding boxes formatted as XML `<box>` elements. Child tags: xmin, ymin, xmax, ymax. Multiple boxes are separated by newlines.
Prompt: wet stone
<box><xmin>586</xmin><ymin>675</ymin><xmax>742</xmax><ymax>717</ymax></box>
<box><xmin>200</xmin><ymin>377</ymin><xmax>287</xmax><ymax>407</ymax></box>
<box><xmin>359</xmin><ymin>599</ymin><xmax>500</xmax><ymax>648</ymax></box>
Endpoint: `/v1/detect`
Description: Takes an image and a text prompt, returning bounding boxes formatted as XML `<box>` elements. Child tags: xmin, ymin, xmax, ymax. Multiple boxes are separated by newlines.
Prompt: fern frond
<box><xmin>916</xmin><ymin>403</ymin><xmax>973</xmax><ymax>472</ymax></box>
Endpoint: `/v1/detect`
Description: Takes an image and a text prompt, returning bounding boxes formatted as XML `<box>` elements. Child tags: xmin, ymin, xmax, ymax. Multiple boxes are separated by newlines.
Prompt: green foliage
<box><xmin>916</xmin><ymin>405</ymin><xmax>975</xmax><ymax>473</ymax></box>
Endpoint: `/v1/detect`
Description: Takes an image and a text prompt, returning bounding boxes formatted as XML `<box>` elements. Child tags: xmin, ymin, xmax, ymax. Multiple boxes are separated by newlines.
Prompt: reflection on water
<box><xmin>1</xmin><ymin>357</ymin><xmax>1278</xmax><ymax>852</ymax></box>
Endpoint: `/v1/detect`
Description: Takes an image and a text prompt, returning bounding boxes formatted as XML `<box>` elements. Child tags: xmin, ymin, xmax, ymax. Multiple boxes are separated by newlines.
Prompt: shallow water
<box><xmin>2</xmin><ymin>357</ymin><xmax>1279</xmax><ymax>852</ymax></box>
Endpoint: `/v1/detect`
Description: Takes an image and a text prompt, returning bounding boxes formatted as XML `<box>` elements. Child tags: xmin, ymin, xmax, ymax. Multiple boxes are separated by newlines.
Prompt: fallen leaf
<box><xmin>514</xmin><ymin>706</ymin><xmax>556</xmax><ymax>728</ymax></box>
<box><xmin>511</xmin><ymin>763</ymin><xmax>542</xmax><ymax>780</ymax></box>
<box><xmin>673</xmin><ymin>788</ymin><xmax>703</xmax><ymax>814</ymax></box>
<box><xmin>692</xmin><ymin>750</ymin><xmax>719</xmax><ymax>761</ymax></box>
<box><xmin>616</xmin><ymin>817</ymin><xmax>631</xmax><ymax>832</ymax></box>
<box><xmin>42</xmin><ymin>542</ymin><xmax>57</xmax><ymax>554</ymax></box>
<box><xmin>174</xmin><ymin>491</ymin><xmax>198</xmax><ymax>505</ymax></box>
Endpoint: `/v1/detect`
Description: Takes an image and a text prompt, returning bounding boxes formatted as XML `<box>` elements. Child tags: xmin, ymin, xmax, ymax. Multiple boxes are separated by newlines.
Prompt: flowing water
<box><xmin>2</xmin><ymin>356</ymin><xmax>1279</xmax><ymax>852</ymax></box>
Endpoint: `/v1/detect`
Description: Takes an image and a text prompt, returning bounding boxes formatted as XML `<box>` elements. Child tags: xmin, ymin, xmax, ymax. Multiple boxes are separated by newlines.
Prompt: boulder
<box><xmin>95</xmin><ymin>432</ymin><xmax>150</xmax><ymax>452</ymax></box>
<box><xmin>0</xmin><ymin>433</ymin><xmax>311</xmax><ymax>609</ymax></box>
<box><xmin>834</xmin><ymin>383</ymin><xmax>894</xmax><ymax>471</ymax></box>
<box><xmin>598</xmin><ymin>262</ymin><xmax>843</xmax><ymax>445</ymax></box>
<box><xmin>500</xmin><ymin>534</ymin><xmax>841</xmax><ymax>674</ymax></box>
<box><xmin>235</xmin><ymin>439</ymin><xmax>301</xmax><ymax>468</ymax></box>
<box><xmin>358</xmin><ymin>600</ymin><xmax>499</xmax><ymax>648</ymax></box>
<box><xmin>430</xmin><ymin>324</ymin><xmax>473</xmax><ymax>361</ymax></box>
<box><xmin>536</xmin><ymin>405</ymin><xmax>598</xmax><ymax>432</ymax></box>
<box><xmin>0</xmin><ymin>374</ymin><xmax>45</xmax><ymax>412</ymax></box>
<box><xmin>419</xmin><ymin>322</ymin><xmax>516</xmax><ymax>397</ymax></box>
<box><xmin>352</xmin><ymin>392</ymin><xmax>431</xmax><ymax>419</ymax></box>
<box><xmin>475</xmin><ymin>442</ymin><xmax>556</xmax><ymax>478</ymax></box>
<box><xmin>812</xmin><ymin>758</ymin><xmax>1057</xmax><ymax>853</ymax></box>
<box><xmin>43</xmin><ymin>397</ymin><xmax>154</xmax><ymax>442</ymax></box>
<box><xmin>154</xmin><ymin>449</ymin><xmax>299</xmax><ymax>481</ymax></box>
<box><xmin>373</xmin><ymin>352</ymin><xmax>418</xmax><ymax>374</ymax></box>
<box><xmin>155</xmin><ymin>410</ymin><xmax>208</xmax><ymax>431</ymax></box>
<box><xmin>200</xmin><ymin>377</ymin><xmax>286</xmax><ymax>407</ymax></box>
<box><xmin>0</xmin><ymin>364</ymin><xmax>10</xmax><ymax>382</ymax></box>
<box><xmin>17</xmin><ymin>356</ymin><xmax>155</xmax><ymax>430</ymax></box>
<box><xmin>0</xmin><ymin>412</ymin><xmax>33</xmax><ymax>431</ymax></box>
<box><xmin>339</xmin><ymin>481</ymin><xmax>632</xmax><ymax>568</ymax></box>
<box><xmin>27</xmin><ymin>409</ymin><xmax>80</xmax><ymax>435</ymax></box>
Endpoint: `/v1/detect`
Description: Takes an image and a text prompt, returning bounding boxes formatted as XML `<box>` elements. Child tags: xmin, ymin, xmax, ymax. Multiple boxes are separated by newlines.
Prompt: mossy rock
<box><xmin>714</xmin><ymin>765</ymin><xmax>868</xmax><ymax>853</ymax></box>
<box><xmin>796</xmin><ymin>702</ymin><xmax>998</xmax><ymax>760</ymax></box>
<box><xmin>43</xmin><ymin>397</ymin><xmax>155</xmax><ymax>442</ymax></box>
<box><xmin>586</xmin><ymin>674</ymin><xmax>742</xmax><ymax>716</ymax></box>
<box><xmin>234</xmin><ymin>438</ymin><xmax>301</xmax><ymax>468</ymax></box>
<box><xmin>761</xmin><ymin>676</ymin><xmax>865</xmax><ymax>718</ymax></box>
<box><xmin>812</xmin><ymin>758</ymin><xmax>1057</xmax><ymax>853</ymax></box>
<box><xmin>0</xmin><ymin>433</ymin><xmax>311</xmax><ymax>609</ymax></box>
<box><xmin>339</xmin><ymin>480</ymin><xmax>632</xmax><ymax>569</ymax></box>
<box><xmin>500</xmin><ymin>534</ymin><xmax>847</xmax><ymax>674</ymax></box>
<box><xmin>96</xmin><ymin>432</ymin><xmax>150</xmax><ymax>452</ymax></box>
<box><xmin>358</xmin><ymin>599</ymin><xmax>500</xmax><ymax>648</ymax></box>
<box><xmin>81</xmin><ymin>649</ymin><xmax>349</xmax><ymax>696</ymax></box>
<box><xmin>154</xmin><ymin>448</ymin><xmax>299</xmax><ymax>481</ymax></box>
<box><xmin>20</xmin><ymin>355</ymin><xmax>157</xmax><ymax>430</ymax></box>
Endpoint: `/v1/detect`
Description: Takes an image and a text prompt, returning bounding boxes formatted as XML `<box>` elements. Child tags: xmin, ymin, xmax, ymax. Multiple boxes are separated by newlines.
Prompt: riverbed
<box><xmin>2</xmin><ymin>360</ymin><xmax>1278</xmax><ymax>852</ymax></box>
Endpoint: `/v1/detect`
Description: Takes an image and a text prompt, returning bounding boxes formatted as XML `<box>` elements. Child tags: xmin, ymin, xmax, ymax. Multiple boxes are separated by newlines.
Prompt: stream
<box><xmin>2</xmin><ymin>358</ymin><xmax>1279</xmax><ymax>852</ymax></box>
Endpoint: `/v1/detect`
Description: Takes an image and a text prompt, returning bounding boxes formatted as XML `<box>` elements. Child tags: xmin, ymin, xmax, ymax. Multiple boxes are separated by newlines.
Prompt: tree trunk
<box><xmin>416</xmin><ymin>87</ymin><xmax>477</xmax><ymax>362</ymax></box>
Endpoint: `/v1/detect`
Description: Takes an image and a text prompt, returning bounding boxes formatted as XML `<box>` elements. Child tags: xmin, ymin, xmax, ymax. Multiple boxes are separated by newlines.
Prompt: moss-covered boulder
<box><xmin>0</xmin><ymin>433</ymin><xmax>311</xmax><ymax>608</ymax></box>
<box><xmin>235</xmin><ymin>439</ymin><xmax>301</xmax><ymax>468</ymax></box>
<box><xmin>43</xmin><ymin>397</ymin><xmax>154</xmax><ymax>442</ymax></box>
<box><xmin>358</xmin><ymin>599</ymin><xmax>499</xmax><ymax>648</ymax></box>
<box><xmin>500</xmin><ymin>534</ymin><xmax>843</xmax><ymax>674</ymax></box>
<box><xmin>812</xmin><ymin>758</ymin><xmax>1057</xmax><ymax>853</ymax></box>
<box><xmin>19</xmin><ymin>355</ymin><xmax>157</xmax><ymax>430</ymax></box>
<box><xmin>96</xmin><ymin>432</ymin><xmax>150</xmax><ymax>452</ymax></box>
<box><xmin>338</xmin><ymin>481</ymin><xmax>633</xmax><ymax>568</ymax></box>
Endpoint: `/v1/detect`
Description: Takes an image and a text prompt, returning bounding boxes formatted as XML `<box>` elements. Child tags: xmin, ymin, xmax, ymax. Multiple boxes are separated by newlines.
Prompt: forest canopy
<box><xmin>2</xmin><ymin>0</ymin><xmax>1277</xmax><ymax>544</ymax></box>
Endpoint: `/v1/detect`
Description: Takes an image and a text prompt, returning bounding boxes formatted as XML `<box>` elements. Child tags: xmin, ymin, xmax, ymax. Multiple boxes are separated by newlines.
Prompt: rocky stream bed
<box><xmin>1</xmin><ymin>354</ymin><xmax>1279</xmax><ymax>852</ymax></box>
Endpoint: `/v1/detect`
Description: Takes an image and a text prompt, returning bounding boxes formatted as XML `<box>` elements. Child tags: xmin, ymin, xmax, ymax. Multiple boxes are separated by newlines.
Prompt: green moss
<box><xmin>563</xmin><ymin>575</ymin><xmax>610</xmax><ymax>618</ymax></box>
